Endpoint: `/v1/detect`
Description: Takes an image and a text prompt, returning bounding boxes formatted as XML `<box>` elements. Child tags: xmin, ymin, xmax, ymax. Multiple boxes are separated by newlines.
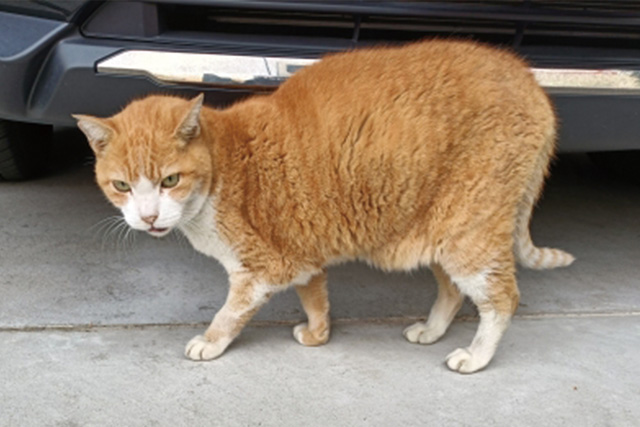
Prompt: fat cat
<box><xmin>74</xmin><ymin>40</ymin><xmax>574</xmax><ymax>373</ymax></box>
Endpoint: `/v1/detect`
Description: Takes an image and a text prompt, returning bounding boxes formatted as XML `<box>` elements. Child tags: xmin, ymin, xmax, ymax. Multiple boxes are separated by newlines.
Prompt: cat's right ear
<box><xmin>72</xmin><ymin>114</ymin><xmax>115</xmax><ymax>157</ymax></box>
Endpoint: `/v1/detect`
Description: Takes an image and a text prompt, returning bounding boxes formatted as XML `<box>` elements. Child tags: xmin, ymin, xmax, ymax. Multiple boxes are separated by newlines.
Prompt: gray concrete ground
<box><xmin>1</xmin><ymin>130</ymin><xmax>639</xmax><ymax>426</ymax></box>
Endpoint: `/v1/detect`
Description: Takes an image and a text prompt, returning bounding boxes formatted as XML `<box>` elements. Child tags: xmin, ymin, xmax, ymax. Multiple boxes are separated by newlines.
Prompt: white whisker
<box><xmin>90</xmin><ymin>215</ymin><xmax>140</xmax><ymax>257</ymax></box>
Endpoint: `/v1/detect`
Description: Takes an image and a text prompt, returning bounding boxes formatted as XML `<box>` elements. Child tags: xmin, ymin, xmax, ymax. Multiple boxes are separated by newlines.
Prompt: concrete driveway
<box><xmin>1</xmin><ymin>130</ymin><xmax>638</xmax><ymax>426</ymax></box>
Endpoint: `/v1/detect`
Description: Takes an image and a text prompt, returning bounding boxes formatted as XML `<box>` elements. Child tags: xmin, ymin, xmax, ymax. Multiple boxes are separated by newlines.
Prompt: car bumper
<box><xmin>2</xmin><ymin>9</ymin><xmax>640</xmax><ymax>152</ymax></box>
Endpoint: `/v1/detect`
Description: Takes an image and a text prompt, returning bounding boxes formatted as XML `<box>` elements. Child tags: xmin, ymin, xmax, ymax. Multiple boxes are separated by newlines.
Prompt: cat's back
<box><xmin>268</xmin><ymin>39</ymin><xmax>554</xmax><ymax>165</ymax></box>
<box><xmin>277</xmin><ymin>39</ymin><xmax>544</xmax><ymax>114</ymax></box>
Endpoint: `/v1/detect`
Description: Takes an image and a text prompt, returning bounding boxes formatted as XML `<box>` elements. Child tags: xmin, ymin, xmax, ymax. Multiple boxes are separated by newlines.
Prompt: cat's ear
<box><xmin>174</xmin><ymin>93</ymin><xmax>204</xmax><ymax>144</ymax></box>
<box><xmin>72</xmin><ymin>114</ymin><xmax>115</xmax><ymax>156</ymax></box>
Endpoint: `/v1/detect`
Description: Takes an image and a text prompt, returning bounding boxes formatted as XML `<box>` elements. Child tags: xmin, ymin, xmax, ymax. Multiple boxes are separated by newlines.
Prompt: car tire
<box><xmin>589</xmin><ymin>150</ymin><xmax>640</xmax><ymax>185</ymax></box>
<box><xmin>0</xmin><ymin>119</ymin><xmax>52</xmax><ymax>181</ymax></box>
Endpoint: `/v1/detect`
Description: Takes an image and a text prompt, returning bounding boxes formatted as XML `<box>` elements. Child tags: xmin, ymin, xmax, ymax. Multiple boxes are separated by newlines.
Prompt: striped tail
<box><xmin>515</xmin><ymin>226</ymin><xmax>575</xmax><ymax>269</ymax></box>
<box><xmin>513</xmin><ymin>130</ymin><xmax>575</xmax><ymax>270</ymax></box>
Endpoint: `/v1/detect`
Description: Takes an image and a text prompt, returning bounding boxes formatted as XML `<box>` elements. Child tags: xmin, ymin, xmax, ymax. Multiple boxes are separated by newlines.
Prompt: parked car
<box><xmin>1</xmin><ymin>0</ymin><xmax>640</xmax><ymax>180</ymax></box>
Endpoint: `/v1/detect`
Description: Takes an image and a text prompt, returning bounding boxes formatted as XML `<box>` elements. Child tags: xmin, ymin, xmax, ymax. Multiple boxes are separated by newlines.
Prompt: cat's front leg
<box><xmin>293</xmin><ymin>271</ymin><xmax>330</xmax><ymax>346</ymax></box>
<box><xmin>185</xmin><ymin>271</ymin><xmax>276</xmax><ymax>361</ymax></box>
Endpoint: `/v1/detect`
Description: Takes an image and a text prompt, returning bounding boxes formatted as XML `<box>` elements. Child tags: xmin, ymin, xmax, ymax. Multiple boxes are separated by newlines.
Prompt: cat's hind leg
<box><xmin>185</xmin><ymin>271</ymin><xmax>276</xmax><ymax>361</ymax></box>
<box><xmin>404</xmin><ymin>263</ymin><xmax>463</xmax><ymax>344</ymax></box>
<box><xmin>293</xmin><ymin>271</ymin><xmax>330</xmax><ymax>346</ymax></box>
<box><xmin>445</xmin><ymin>264</ymin><xmax>519</xmax><ymax>374</ymax></box>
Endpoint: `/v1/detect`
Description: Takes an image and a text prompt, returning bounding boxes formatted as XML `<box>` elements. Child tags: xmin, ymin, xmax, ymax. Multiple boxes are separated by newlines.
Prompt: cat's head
<box><xmin>74</xmin><ymin>94</ymin><xmax>213</xmax><ymax>237</ymax></box>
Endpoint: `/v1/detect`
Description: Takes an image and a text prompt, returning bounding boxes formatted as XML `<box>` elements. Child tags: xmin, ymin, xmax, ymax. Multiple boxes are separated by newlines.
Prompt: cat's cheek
<box><xmin>121</xmin><ymin>195</ymin><xmax>147</xmax><ymax>230</ymax></box>
<box><xmin>181</xmin><ymin>193</ymin><xmax>210</xmax><ymax>224</ymax></box>
<box><xmin>103</xmin><ymin>190</ymin><xmax>128</xmax><ymax>209</ymax></box>
<box><xmin>156</xmin><ymin>195</ymin><xmax>185</xmax><ymax>229</ymax></box>
<box><xmin>164</xmin><ymin>180</ymin><xmax>202</xmax><ymax>204</ymax></box>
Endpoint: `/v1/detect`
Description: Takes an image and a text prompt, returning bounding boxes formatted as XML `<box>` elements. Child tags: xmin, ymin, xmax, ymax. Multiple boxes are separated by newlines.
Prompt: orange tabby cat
<box><xmin>74</xmin><ymin>40</ymin><xmax>574</xmax><ymax>373</ymax></box>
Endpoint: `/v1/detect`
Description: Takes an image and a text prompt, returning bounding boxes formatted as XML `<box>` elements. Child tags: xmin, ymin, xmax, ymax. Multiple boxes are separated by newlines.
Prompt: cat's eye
<box><xmin>113</xmin><ymin>180</ymin><xmax>131</xmax><ymax>192</ymax></box>
<box><xmin>161</xmin><ymin>174</ymin><xmax>180</xmax><ymax>188</ymax></box>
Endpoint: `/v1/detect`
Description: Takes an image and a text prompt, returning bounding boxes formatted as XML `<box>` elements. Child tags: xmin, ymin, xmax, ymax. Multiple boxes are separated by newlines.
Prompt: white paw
<box><xmin>403</xmin><ymin>322</ymin><xmax>443</xmax><ymax>345</ymax></box>
<box><xmin>293</xmin><ymin>322</ymin><xmax>329</xmax><ymax>346</ymax></box>
<box><xmin>184</xmin><ymin>335</ymin><xmax>230</xmax><ymax>361</ymax></box>
<box><xmin>293</xmin><ymin>323</ymin><xmax>308</xmax><ymax>344</ymax></box>
<box><xmin>445</xmin><ymin>347</ymin><xmax>489</xmax><ymax>374</ymax></box>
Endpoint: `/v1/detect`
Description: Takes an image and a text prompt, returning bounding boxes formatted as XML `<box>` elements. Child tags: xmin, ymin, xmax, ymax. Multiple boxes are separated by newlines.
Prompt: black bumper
<box><xmin>2</xmin><ymin>7</ymin><xmax>640</xmax><ymax>152</ymax></box>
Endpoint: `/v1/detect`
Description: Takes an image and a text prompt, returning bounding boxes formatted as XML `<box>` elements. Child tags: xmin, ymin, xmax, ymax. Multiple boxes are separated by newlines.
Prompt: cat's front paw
<box><xmin>445</xmin><ymin>347</ymin><xmax>490</xmax><ymax>374</ymax></box>
<box><xmin>184</xmin><ymin>335</ymin><xmax>230</xmax><ymax>361</ymax></box>
<box><xmin>403</xmin><ymin>322</ymin><xmax>443</xmax><ymax>344</ymax></box>
<box><xmin>293</xmin><ymin>323</ymin><xmax>329</xmax><ymax>346</ymax></box>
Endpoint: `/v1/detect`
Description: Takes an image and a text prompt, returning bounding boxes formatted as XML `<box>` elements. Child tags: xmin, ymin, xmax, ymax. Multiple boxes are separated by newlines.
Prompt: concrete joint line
<box><xmin>1</xmin><ymin>311</ymin><xmax>639</xmax><ymax>333</ymax></box>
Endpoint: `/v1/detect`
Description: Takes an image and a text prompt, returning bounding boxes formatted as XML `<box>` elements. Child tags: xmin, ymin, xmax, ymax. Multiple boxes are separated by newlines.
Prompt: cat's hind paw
<box><xmin>445</xmin><ymin>347</ymin><xmax>490</xmax><ymax>374</ymax></box>
<box><xmin>403</xmin><ymin>322</ymin><xmax>443</xmax><ymax>345</ymax></box>
<box><xmin>293</xmin><ymin>323</ymin><xmax>329</xmax><ymax>346</ymax></box>
<box><xmin>184</xmin><ymin>335</ymin><xmax>231</xmax><ymax>361</ymax></box>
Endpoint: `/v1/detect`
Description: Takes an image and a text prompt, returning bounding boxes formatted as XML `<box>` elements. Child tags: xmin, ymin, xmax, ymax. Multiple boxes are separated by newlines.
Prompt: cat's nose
<box><xmin>141</xmin><ymin>215</ymin><xmax>158</xmax><ymax>225</ymax></box>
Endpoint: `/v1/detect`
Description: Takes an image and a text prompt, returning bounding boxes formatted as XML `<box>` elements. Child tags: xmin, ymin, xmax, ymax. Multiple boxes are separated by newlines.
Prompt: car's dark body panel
<box><xmin>2</xmin><ymin>0</ymin><xmax>640</xmax><ymax>152</ymax></box>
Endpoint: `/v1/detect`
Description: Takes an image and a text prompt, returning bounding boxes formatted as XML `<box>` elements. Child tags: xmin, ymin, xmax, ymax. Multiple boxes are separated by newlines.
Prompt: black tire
<box><xmin>589</xmin><ymin>150</ymin><xmax>640</xmax><ymax>185</ymax></box>
<box><xmin>0</xmin><ymin>119</ymin><xmax>53</xmax><ymax>181</ymax></box>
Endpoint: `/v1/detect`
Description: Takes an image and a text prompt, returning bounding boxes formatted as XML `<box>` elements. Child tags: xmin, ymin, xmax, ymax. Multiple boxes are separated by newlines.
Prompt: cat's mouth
<box><xmin>148</xmin><ymin>226</ymin><xmax>171</xmax><ymax>237</ymax></box>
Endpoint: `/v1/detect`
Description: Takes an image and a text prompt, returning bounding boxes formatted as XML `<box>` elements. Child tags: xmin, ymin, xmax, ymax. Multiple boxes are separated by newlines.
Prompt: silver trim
<box><xmin>97</xmin><ymin>49</ymin><xmax>640</xmax><ymax>92</ymax></box>
<box><xmin>532</xmin><ymin>68</ymin><xmax>640</xmax><ymax>91</ymax></box>
<box><xmin>97</xmin><ymin>50</ymin><xmax>317</xmax><ymax>89</ymax></box>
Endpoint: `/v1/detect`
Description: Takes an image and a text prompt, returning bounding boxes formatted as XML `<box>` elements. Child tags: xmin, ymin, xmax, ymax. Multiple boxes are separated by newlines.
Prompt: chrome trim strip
<box><xmin>97</xmin><ymin>50</ymin><xmax>640</xmax><ymax>92</ymax></box>
<box><xmin>532</xmin><ymin>68</ymin><xmax>640</xmax><ymax>91</ymax></box>
<box><xmin>97</xmin><ymin>50</ymin><xmax>318</xmax><ymax>89</ymax></box>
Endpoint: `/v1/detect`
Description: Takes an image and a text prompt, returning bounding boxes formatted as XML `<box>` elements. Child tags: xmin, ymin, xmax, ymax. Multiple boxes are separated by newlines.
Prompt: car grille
<box><xmin>83</xmin><ymin>1</ymin><xmax>640</xmax><ymax>67</ymax></box>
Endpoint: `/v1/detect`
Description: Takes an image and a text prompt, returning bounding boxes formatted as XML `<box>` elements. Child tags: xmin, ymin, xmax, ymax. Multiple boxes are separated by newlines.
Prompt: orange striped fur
<box><xmin>76</xmin><ymin>40</ymin><xmax>574</xmax><ymax>373</ymax></box>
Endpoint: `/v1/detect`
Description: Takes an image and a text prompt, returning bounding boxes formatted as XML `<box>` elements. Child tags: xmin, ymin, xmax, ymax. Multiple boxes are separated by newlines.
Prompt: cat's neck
<box><xmin>200</xmin><ymin>98</ymin><xmax>280</xmax><ymax>194</ymax></box>
<box><xmin>199</xmin><ymin>106</ymin><xmax>248</xmax><ymax>194</ymax></box>
<box><xmin>183</xmin><ymin>98</ymin><xmax>282</xmax><ymax>258</ymax></box>
<box><xmin>179</xmin><ymin>192</ymin><xmax>243</xmax><ymax>274</ymax></box>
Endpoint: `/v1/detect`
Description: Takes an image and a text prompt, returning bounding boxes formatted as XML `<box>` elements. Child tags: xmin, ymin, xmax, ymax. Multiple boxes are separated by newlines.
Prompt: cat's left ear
<box><xmin>174</xmin><ymin>93</ymin><xmax>205</xmax><ymax>144</ymax></box>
